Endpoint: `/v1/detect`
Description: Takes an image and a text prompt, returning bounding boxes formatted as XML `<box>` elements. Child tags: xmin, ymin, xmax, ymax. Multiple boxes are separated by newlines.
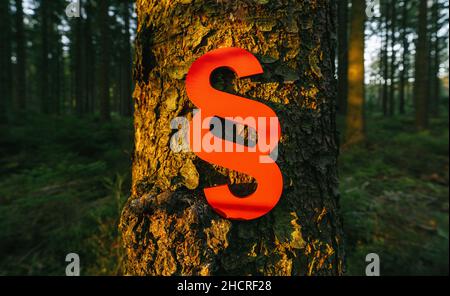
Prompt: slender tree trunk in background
<box><xmin>345</xmin><ymin>0</ymin><xmax>366</xmax><ymax>146</ymax></box>
<box><xmin>48</xmin><ymin>3</ymin><xmax>61</xmax><ymax>115</ymax></box>
<box><xmin>399</xmin><ymin>0</ymin><xmax>408</xmax><ymax>115</ymax></box>
<box><xmin>414</xmin><ymin>0</ymin><xmax>429</xmax><ymax>130</ymax></box>
<box><xmin>15</xmin><ymin>0</ymin><xmax>27</xmax><ymax>111</ymax></box>
<box><xmin>56</xmin><ymin>27</ymin><xmax>65</xmax><ymax>115</ymax></box>
<box><xmin>382</xmin><ymin>0</ymin><xmax>389</xmax><ymax>116</ymax></box>
<box><xmin>337</xmin><ymin>0</ymin><xmax>348</xmax><ymax>115</ymax></box>
<box><xmin>120</xmin><ymin>0</ymin><xmax>133</xmax><ymax>117</ymax></box>
<box><xmin>432</xmin><ymin>30</ymin><xmax>440</xmax><ymax>116</ymax></box>
<box><xmin>0</xmin><ymin>0</ymin><xmax>13</xmax><ymax>123</ymax></box>
<box><xmin>429</xmin><ymin>0</ymin><xmax>440</xmax><ymax>117</ymax></box>
<box><xmin>99</xmin><ymin>0</ymin><xmax>111</xmax><ymax>121</ymax></box>
<box><xmin>40</xmin><ymin>0</ymin><xmax>50</xmax><ymax>114</ymax></box>
<box><xmin>74</xmin><ymin>13</ymin><xmax>86</xmax><ymax>116</ymax></box>
<box><xmin>85</xmin><ymin>1</ymin><xmax>96</xmax><ymax>114</ymax></box>
<box><xmin>120</xmin><ymin>0</ymin><xmax>344</xmax><ymax>275</ymax></box>
<box><xmin>388</xmin><ymin>1</ymin><xmax>396</xmax><ymax>116</ymax></box>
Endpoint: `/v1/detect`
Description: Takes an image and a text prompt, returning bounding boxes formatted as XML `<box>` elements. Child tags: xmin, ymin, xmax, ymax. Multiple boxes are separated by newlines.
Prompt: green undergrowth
<box><xmin>0</xmin><ymin>114</ymin><xmax>132</xmax><ymax>275</ymax></box>
<box><xmin>0</xmin><ymin>113</ymin><xmax>448</xmax><ymax>275</ymax></box>
<box><xmin>339</xmin><ymin>114</ymin><xmax>449</xmax><ymax>275</ymax></box>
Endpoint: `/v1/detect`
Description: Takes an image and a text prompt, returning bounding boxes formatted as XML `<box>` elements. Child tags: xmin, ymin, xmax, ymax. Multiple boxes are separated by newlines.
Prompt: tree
<box><xmin>15</xmin><ymin>0</ymin><xmax>27</xmax><ymax>110</ymax></box>
<box><xmin>48</xmin><ymin>1</ymin><xmax>65</xmax><ymax>115</ymax></box>
<box><xmin>0</xmin><ymin>0</ymin><xmax>13</xmax><ymax>123</ymax></box>
<box><xmin>40</xmin><ymin>0</ymin><xmax>50</xmax><ymax>113</ymax></box>
<box><xmin>73</xmin><ymin>2</ymin><xmax>86</xmax><ymax>116</ymax></box>
<box><xmin>337</xmin><ymin>0</ymin><xmax>349</xmax><ymax>115</ymax></box>
<box><xmin>388</xmin><ymin>0</ymin><xmax>396</xmax><ymax>116</ymax></box>
<box><xmin>84</xmin><ymin>0</ymin><xmax>96</xmax><ymax>114</ymax></box>
<box><xmin>345</xmin><ymin>0</ymin><xmax>366</xmax><ymax>145</ymax></box>
<box><xmin>429</xmin><ymin>0</ymin><xmax>441</xmax><ymax>117</ymax></box>
<box><xmin>381</xmin><ymin>0</ymin><xmax>389</xmax><ymax>116</ymax></box>
<box><xmin>398</xmin><ymin>0</ymin><xmax>409</xmax><ymax>115</ymax></box>
<box><xmin>99</xmin><ymin>0</ymin><xmax>111</xmax><ymax>121</ymax></box>
<box><xmin>120</xmin><ymin>0</ymin><xmax>344</xmax><ymax>275</ymax></box>
<box><xmin>120</xmin><ymin>0</ymin><xmax>133</xmax><ymax>117</ymax></box>
<box><xmin>414</xmin><ymin>0</ymin><xmax>429</xmax><ymax>130</ymax></box>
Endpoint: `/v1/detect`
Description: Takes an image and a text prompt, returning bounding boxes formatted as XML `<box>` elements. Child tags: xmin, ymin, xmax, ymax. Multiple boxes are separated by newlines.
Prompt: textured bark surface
<box><xmin>120</xmin><ymin>0</ymin><xmax>344</xmax><ymax>276</ymax></box>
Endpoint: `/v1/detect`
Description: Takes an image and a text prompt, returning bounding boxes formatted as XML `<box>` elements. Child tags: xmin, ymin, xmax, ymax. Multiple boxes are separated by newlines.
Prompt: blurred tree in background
<box><xmin>337</xmin><ymin>0</ymin><xmax>449</xmax><ymax>128</ymax></box>
<box><xmin>1</xmin><ymin>0</ymin><xmax>136</xmax><ymax>120</ymax></box>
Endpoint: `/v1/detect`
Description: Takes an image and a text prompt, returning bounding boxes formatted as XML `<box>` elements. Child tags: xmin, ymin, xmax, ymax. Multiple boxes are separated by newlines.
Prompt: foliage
<box><xmin>0</xmin><ymin>114</ymin><xmax>132</xmax><ymax>275</ymax></box>
<box><xmin>339</xmin><ymin>114</ymin><xmax>449</xmax><ymax>275</ymax></box>
<box><xmin>1</xmin><ymin>113</ymin><xmax>448</xmax><ymax>275</ymax></box>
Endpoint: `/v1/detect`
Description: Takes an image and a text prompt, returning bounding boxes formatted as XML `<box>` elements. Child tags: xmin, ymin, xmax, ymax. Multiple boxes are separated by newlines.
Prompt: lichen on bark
<box><xmin>120</xmin><ymin>0</ymin><xmax>344</xmax><ymax>276</ymax></box>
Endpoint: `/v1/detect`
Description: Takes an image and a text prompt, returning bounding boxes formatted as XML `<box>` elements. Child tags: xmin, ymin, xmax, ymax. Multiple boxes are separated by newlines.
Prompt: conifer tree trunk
<box><xmin>84</xmin><ymin>1</ymin><xmax>96</xmax><ymax>114</ymax></box>
<box><xmin>40</xmin><ymin>0</ymin><xmax>50</xmax><ymax>113</ymax></box>
<box><xmin>345</xmin><ymin>0</ymin><xmax>366</xmax><ymax>145</ymax></box>
<box><xmin>429</xmin><ymin>0</ymin><xmax>440</xmax><ymax>117</ymax></box>
<box><xmin>120</xmin><ymin>0</ymin><xmax>133</xmax><ymax>117</ymax></box>
<box><xmin>99</xmin><ymin>0</ymin><xmax>111</xmax><ymax>121</ymax></box>
<box><xmin>74</xmin><ymin>13</ymin><xmax>86</xmax><ymax>116</ymax></box>
<box><xmin>388</xmin><ymin>1</ymin><xmax>396</xmax><ymax>116</ymax></box>
<box><xmin>399</xmin><ymin>0</ymin><xmax>408</xmax><ymax>115</ymax></box>
<box><xmin>337</xmin><ymin>0</ymin><xmax>349</xmax><ymax>115</ymax></box>
<box><xmin>381</xmin><ymin>0</ymin><xmax>389</xmax><ymax>116</ymax></box>
<box><xmin>414</xmin><ymin>0</ymin><xmax>429</xmax><ymax>130</ymax></box>
<box><xmin>0</xmin><ymin>0</ymin><xmax>13</xmax><ymax>122</ymax></box>
<box><xmin>15</xmin><ymin>0</ymin><xmax>27</xmax><ymax>111</ymax></box>
<box><xmin>120</xmin><ymin>0</ymin><xmax>344</xmax><ymax>276</ymax></box>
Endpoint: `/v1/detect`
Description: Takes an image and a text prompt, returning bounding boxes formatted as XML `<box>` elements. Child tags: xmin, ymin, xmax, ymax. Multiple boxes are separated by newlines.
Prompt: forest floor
<box><xmin>0</xmin><ymin>113</ymin><xmax>448</xmax><ymax>275</ymax></box>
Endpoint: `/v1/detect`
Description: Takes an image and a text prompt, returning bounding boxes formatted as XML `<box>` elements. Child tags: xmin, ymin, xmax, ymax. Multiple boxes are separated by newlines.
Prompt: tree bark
<box><xmin>120</xmin><ymin>0</ymin><xmax>133</xmax><ymax>117</ymax></box>
<box><xmin>414</xmin><ymin>0</ymin><xmax>429</xmax><ymax>130</ymax></box>
<box><xmin>15</xmin><ymin>0</ymin><xmax>27</xmax><ymax>111</ymax></box>
<box><xmin>345</xmin><ymin>0</ymin><xmax>365</xmax><ymax>146</ymax></box>
<box><xmin>84</xmin><ymin>1</ymin><xmax>96</xmax><ymax>114</ymax></box>
<box><xmin>40</xmin><ymin>0</ymin><xmax>50</xmax><ymax>113</ymax></box>
<box><xmin>99</xmin><ymin>0</ymin><xmax>111</xmax><ymax>121</ymax></box>
<box><xmin>74</xmin><ymin>9</ymin><xmax>86</xmax><ymax>116</ymax></box>
<box><xmin>388</xmin><ymin>0</ymin><xmax>396</xmax><ymax>116</ymax></box>
<box><xmin>381</xmin><ymin>0</ymin><xmax>389</xmax><ymax>116</ymax></box>
<box><xmin>120</xmin><ymin>0</ymin><xmax>344</xmax><ymax>276</ymax></box>
<box><xmin>0</xmin><ymin>0</ymin><xmax>13</xmax><ymax>123</ymax></box>
<box><xmin>337</xmin><ymin>0</ymin><xmax>348</xmax><ymax>115</ymax></box>
<box><xmin>53</xmin><ymin>28</ymin><xmax>63</xmax><ymax>115</ymax></box>
<box><xmin>429</xmin><ymin>0</ymin><xmax>440</xmax><ymax>117</ymax></box>
<box><xmin>399</xmin><ymin>0</ymin><xmax>408</xmax><ymax>115</ymax></box>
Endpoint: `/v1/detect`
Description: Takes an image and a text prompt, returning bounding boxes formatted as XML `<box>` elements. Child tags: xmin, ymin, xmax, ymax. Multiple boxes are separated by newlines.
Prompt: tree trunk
<box><xmin>337</xmin><ymin>0</ymin><xmax>348</xmax><ymax>115</ymax></box>
<box><xmin>388</xmin><ymin>0</ymin><xmax>396</xmax><ymax>116</ymax></box>
<box><xmin>40</xmin><ymin>0</ymin><xmax>50</xmax><ymax>113</ymax></box>
<box><xmin>84</xmin><ymin>1</ymin><xmax>96</xmax><ymax>114</ymax></box>
<box><xmin>345</xmin><ymin>0</ymin><xmax>365</xmax><ymax>146</ymax></box>
<box><xmin>382</xmin><ymin>0</ymin><xmax>389</xmax><ymax>116</ymax></box>
<box><xmin>429</xmin><ymin>0</ymin><xmax>440</xmax><ymax>117</ymax></box>
<box><xmin>99</xmin><ymin>0</ymin><xmax>111</xmax><ymax>121</ymax></box>
<box><xmin>120</xmin><ymin>0</ymin><xmax>133</xmax><ymax>117</ymax></box>
<box><xmin>399</xmin><ymin>0</ymin><xmax>408</xmax><ymax>115</ymax></box>
<box><xmin>15</xmin><ymin>0</ymin><xmax>27</xmax><ymax>111</ymax></box>
<box><xmin>120</xmin><ymin>0</ymin><xmax>344</xmax><ymax>276</ymax></box>
<box><xmin>0</xmin><ymin>0</ymin><xmax>13</xmax><ymax>123</ymax></box>
<box><xmin>414</xmin><ymin>0</ymin><xmax>429</xmax><ymax>130</ymax></box>
<box><xmin>74</xmin><ymin>12</ymin><xmax>86</xmax><ymax>116</ymax></box>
